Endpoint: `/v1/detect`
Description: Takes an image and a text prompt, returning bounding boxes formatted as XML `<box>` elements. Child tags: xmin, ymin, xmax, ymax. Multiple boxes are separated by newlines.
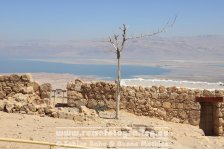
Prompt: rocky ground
<box><xmin>1</xmin><ymin>73</ymin><xmax>224</xmax><ymax>149</ymax></box>
<box><xmin>0</xmin><ymin>109</ymin><xmax>224</xmax><ymax>149</ymax></box>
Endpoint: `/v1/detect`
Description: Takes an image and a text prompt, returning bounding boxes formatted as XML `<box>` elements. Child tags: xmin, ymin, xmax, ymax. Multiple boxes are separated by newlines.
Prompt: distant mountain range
<box><xmin>1</xmin><ymin>35</ymin><xmax>224</xmax><ymax>64</ymax></box>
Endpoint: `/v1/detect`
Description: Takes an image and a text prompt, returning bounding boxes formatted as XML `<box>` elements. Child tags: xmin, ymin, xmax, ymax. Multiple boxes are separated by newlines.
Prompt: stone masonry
<box><xmin>0</xmin><ymin>74</ymin><xmax>96</xmax><ymax>122</ymax></box>
<box><xmin>1</xmin><ymin>74</ymin><xmax>224</xmax><ymax>136</ymax></box>
<box><xmin>0</xmin><ymin>74</ymin><xmax>52</xmax><ymax>115</ymax></box>
<box><xmin>67</xmin><ymin>79</ymin><xmax>224</xmax><ymax>135</ymax></box>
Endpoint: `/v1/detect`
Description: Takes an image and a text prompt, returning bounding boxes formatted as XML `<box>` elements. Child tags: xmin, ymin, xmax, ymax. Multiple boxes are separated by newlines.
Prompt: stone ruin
<box><xmin>0</xmin><ymin>74</ymin><xmax>98</xmax><ymax>121</ymax></box>
<box><xmin>1</xmin><ymin>74</ymin><xmax>224</xmax><ymax>136</ymax></box>
<box><xmin>0</xmin><ymin>74</ymin><xmax>52</xmax><ymax>115</ymax></box>
<box><xmin>67</xmin><ymin>79</ymin><xmax>224</xmax><ymax>136</ymax></box>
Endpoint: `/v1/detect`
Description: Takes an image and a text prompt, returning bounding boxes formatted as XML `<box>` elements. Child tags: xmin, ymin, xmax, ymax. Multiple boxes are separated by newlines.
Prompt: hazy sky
<box><xmin>0</xmin><ymin>0</ymin><xmax>223</xmax><ymax>40</ymax></box>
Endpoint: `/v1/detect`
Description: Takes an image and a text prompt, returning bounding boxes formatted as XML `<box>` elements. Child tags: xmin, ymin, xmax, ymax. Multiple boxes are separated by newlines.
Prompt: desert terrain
<box><xmin>0</xmin><ymin>109</ymin><xmax>224</xmax><ymax>149</ymax></box>
<box><xmin>0</xmin><ymin>71</ymin><xmax>224</xmax><ymax>149</ymax></box>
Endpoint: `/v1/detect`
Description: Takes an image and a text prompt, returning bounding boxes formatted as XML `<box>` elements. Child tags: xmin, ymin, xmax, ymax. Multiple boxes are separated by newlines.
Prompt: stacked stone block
<box><xmin>214</xmin><ymin>103</ymin><xmax>224</xmax><ymax>135</ymax></box>
<box><xmin>67</xmin><ymin>80</ymin><xmax>224</xmax><ymax>131</ymax></box>
<box><xmin>0</xmin><ymin>74</ymin><xmax>52</xmax><ymax>115</ymax></box>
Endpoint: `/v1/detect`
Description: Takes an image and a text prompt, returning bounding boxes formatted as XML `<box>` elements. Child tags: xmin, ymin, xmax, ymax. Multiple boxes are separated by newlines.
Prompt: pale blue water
<box><xmin>0</xmin><ymin>59</ymin><xmax>169</xmax><ymax>79</ymax></box>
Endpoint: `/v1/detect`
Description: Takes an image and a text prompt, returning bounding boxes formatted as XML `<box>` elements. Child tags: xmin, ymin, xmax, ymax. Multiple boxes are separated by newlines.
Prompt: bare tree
<box><xmin>108</xmin><ymin>17</ymin><xmax>176</xmax><ymax>119</ymax></box>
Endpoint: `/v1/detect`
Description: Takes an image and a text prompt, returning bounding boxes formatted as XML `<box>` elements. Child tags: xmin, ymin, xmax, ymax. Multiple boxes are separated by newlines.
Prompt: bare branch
<box><xmin>113</xmin><ymin>33</ymin><xmax>119</xmax><ymax>50</ymax></box>
<box><xmin>127</xmin><ymin>16</ymin><xmax>177</xmax><ymax>40</ymax></box>
<box><xmin>120</xmin><ymin>24</ymin><xmax>127</xmax><ymax>52</ymax></box>
<box><xmin>108</xmin><ymin>36</ymin><xmax>118</xmax><ymax>51</ymax></box>
<box><xmin>106</xmin><ymin>15</ymin><xmax>177</xmax><ymax>54</ymax></box>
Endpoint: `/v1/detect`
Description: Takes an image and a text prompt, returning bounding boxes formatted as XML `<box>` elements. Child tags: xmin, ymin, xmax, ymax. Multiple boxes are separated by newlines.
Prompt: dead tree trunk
<box><xmin>116</xmin><ymin>50</ymin><xmax>121</xmax><ymax>119</ymax></box>
<box><xmin>107</xmin><ymin>17</ymin><xmax>176</xmax><ymax>119</ymax></box>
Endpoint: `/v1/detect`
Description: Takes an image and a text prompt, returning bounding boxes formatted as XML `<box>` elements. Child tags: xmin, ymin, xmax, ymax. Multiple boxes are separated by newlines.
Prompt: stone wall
<box><xmin>0</xmin><ymin>74</ymin><xmax>97</xmax><ymax>122</ymax></box>
<box><xmin>67</xmin><ymin>79</ymin><xmax>224</xmax><ymax>135</ymax></box>
<box><xmin>0</xmin><ymin>74</ymin><xmax>52</xmax><ymax>115</ymax></box>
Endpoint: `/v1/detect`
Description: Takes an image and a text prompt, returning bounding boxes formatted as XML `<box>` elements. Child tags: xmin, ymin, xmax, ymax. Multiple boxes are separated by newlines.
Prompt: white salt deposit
<box><xmin>121</xmin><ymin>78</ymin><xmax>224</xmax><ymax>90</ymax></box>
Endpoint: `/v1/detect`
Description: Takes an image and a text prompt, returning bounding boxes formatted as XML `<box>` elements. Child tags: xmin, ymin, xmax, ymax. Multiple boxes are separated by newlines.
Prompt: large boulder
<box><xmin>40</xmin><ymin>83</ymin><xmax>52</xmax><ymax>92</ymax></box>
<box><xmin>31</xmin><ymin>81</ymin><xmax>40</xmax><ymax>94</ymax></box>
<box><xmin>21</xmin><ymin>74</ymin><xmax>33</xmax><ymax>82</ymax></box>
<box><xmin>12</xmin><ymin>93</ymin><xmax>29</xmax><ymax>102</ymax></box>
<box><xmin>40</xmin><ymin>83</ymin><xmax>52</xmax><ymax>99</ymax></box>
<box><xmin>87</xmin><ymin>99</ymin><xmax>98</xmax><ymax>109</ymax></box>
<box><xmin>27</xmin><ymin>103</ymin><xmax>37</xmax><ymax>112</ymax></box>
<box><xmin>162</xmin><ymin>102</ymin><xmax>171</xmax><ymax>109</ymax></box>
<box><xmin>5</xmin><ymin>100</ymin><xmax>15</xmax><ymax>113</ymax></box>
<box><xmin>22</xmin><ymin>86</ymin><xmax>34</xmax><ymax>94</ymax></box>
<box><xmin>9</xmin><ymin>74</ymin><xmax>20</xmax><ymax>82</ymax></box>
<box><xmin>0</xmin><ymin>76</ymin><xmax>5</xmax><ymax>82</ymax></box>
<box><xmin>79</xmin><ymin>106</ymin><xmax>98</xmax><ymax>117</ymax></box>
<box><xmin>12</xmin><ymin>84</ymin><xmax>23</xmax><ymax>93</ymax></box>
<box><xmin>67</xmin><ymin>79</ymin><xmax>83</xmax><ymax>91</ymax></box>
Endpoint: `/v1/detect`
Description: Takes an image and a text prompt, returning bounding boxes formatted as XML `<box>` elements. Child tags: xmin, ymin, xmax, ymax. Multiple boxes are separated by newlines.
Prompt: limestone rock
<box><xmin>157</xmin><ymin>109</ymin><xmax>166</xmax><ymax>117</ymax></box>
<box><xmin>215</xmin><ymin>109</ymin><xmax>223</xmax><ymax>118</ymax></box>
<box><xmin>214</xmin><ymin>118</ymin><xmax>224</xmax><ymax>126</ymax></box>
<box><xmin>179</xmin><ymin>111</ymin><xmax>188</xmax><ymax>119</ymax></box>
<box><xmin>0</xmin><ymin>91</ymin><xmax>6</xmax><ymax>99</ymax></box>
<box><xmin>21</xmin><ymin>74</ymin><xmax>33</xmax><ymax>82</ymax></box>
<box><xmin>3</xmin><ymin>87</ymin><xmax>12</xmax><ymax>95</ymax></box>
<box><xmin>153</xmin><ymin>101</ymin><xmax>162</xmax><ymax>107</ymax></box>
<box><xmin>128</xmin><ymin>90</ymin><xmax>135</xmax><ymax>97</ymax></box>
<box><xmin>159</xmin><ymin>93</ymin><xmax>169</xmax><ymax>99</ymax></box>
<box><xmin>87</xmin><ymin>99</ymin><xmax>98</xmax><ymax>109</ymax></box>
<box><xmin>40</xmin><ymin>92</ymin><xmax>50</xmax><ymax>99</ymax></box>
<box><xmin>68</xmin><ymin>79</ymin><xmax>83</xmax><ymax>92</ymax></box>
<box><xmin>5</xmin><ymin>101</ymin><xmax>14</xmax><ymax>113</ymax></box>
<box><xmin>159</xmin><ymin>86</ymin><xmax>166</xmax><ymax>93</ymax></box>
<box><xmin>44</xmin><ymin>106</ymin><xmax>54</xmax><ymax>115</ymax></box>
<box><xmin>150</xmin><ymin>86</ymin><xmax>157</xmax><ymax>92</ymax></box>
<box><xmin>162</xmin><ymin>102</ymin><xmax>171</xmax><ymax>109</ymax></box>
<box><xmin>177</xmin><ymin>103</ymin><xmax>184</xmax><ymax>109</ymax></box>
<box><xmin>67</xmin><ymin>91</ymin><xmax>83</xmax><ymax>98</ymax></box>
<box><xmin>151</xmin><ymin>93</ymin><xmax>158</xmax><ymax>99</ymax></box>
<box><xmin>189</xmin><ymin>118</ymin><xmax>199</xmax><ymax>126</ymax></box>
<box><xmin>40</xmin><ymin>83</ymin><xmax>52</xmax><ymax>92</ymax></box>
<box><xmin>12</xmin><ymin>84</ymin><xmax>23</xmax><ymax>93</ymax></box>
<box><xmin>14</xmin><ymin>102</ymin><xmax>24</xmax><ymax>111</ymax></box>
<box><xmin>203</xmin><ymin>90</ymin><xmax>214</xmax><ymax>96</ymax></box>
<box><xmin>22</xmin><ymin>86</ymin><xmax>34</xmax><ymax>94</ymax></box>
<box><xmin>168</xmin><ymin>86</ymin><xmax>178</xmax><ymax>93</ymax></box>
<box><xmin>51</xmin><ymin>111</ymin><xmax>59</xmax><ymax>118</ymax></box>
<box><xmin>12</xmin><ymin>93</ymin><xmax>29</xmax><ymax>102</ymax></box>
<box><xmin>27</xmin><ymin>103</ymin><xmax>36</xmax><ymax>112</ymax></box>
<box><xmin>139</xmin><ymin>86</ymin><xmax>144</xmax><ymax>92</ymax></box>
<box><xmin>39</xmin><ymin>83</ymin><xmax>52</xmax><ymax>99</ymax></box>
<box><xmin>136</xmin><ymin>92</ymin><xmax>144</xmax><ymax>98</ymax></box>
<box><xmin>171</xmin><ymin>118</ymin><xmax>180</xmax><ymax>123</ymax></box>
<box><xmin>37</xmin><ymin>106</ymin><xmax>45</xmax><ymax>115</ymax></box>
<box><xmin>170</xmin><ymin>93</ymin><xmax>178</xmax><ymax>100</ymax></box>
<box><xmin>74</xmin><ymin>99</ymin><xmax>87</xmax><ymax>108</ymax></box>
<box><xmin>0</xmin><ymin>76</ymin><xmax>5</xmax><ymax>82</ymax></box>
<box><xmin>215</xmin><ymin>90</ymin><xmax>224</xmax><ymax>97</ymax></box>
<box><xmin>79</xmin><ymin>106</ymin><xmax>98</xmax><ymax>116</ymax></box>
<box><xmin>214</xmin><ymin>126</ymin><xmax>223</xmax><ymax>135</ymax></box>
<box><xmin>31</xmin><ymin>82</ymin><xmax>40</xmax><ymax>93</ymax></box>
<box><xmin>0</xmin><ymin>99</ymin><xmax>6</xmax><ymax>111</ymax></box>
<box><xmin>9</xmin><ymin>74</ymin><xmax>20</xmax><ymax>82</ymax></box>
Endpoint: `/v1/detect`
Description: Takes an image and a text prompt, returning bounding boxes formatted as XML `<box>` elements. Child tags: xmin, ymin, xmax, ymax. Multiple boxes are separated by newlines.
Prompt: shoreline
<box><xmin>1</xmin><ymin>72</ymin><xmax>224</xmax><ymax>90</ymax></box>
